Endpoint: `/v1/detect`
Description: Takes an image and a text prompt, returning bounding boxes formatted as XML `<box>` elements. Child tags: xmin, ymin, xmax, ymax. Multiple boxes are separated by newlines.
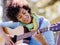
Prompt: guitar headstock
<box><xmin>50</xmin><ymin>22</ymin><xmax>60</xmax><ymax>31</ymax></box>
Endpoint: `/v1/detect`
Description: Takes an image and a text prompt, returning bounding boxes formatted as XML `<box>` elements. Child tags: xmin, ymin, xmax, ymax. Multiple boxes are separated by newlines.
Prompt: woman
<box><xmin>0</xmin><ymin>0</ymin><xmax>55</xmax><ymax>45</ymax></box>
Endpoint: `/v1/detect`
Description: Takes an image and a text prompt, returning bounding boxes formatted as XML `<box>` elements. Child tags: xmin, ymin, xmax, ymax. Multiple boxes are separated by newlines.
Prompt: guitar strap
<box><xmin>38</xmin><ymin>17</ymin><xmax>44</xmax><ymax>29</ymax></box>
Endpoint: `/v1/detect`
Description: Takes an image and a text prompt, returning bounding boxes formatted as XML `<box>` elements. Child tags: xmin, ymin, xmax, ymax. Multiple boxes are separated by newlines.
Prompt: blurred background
<box><xmin>27</xmin><ymin>0</ymin><xmax>60</xmax><ymax>24</ymax></box>
<box><xmin>0</xmin><ymin>0</ymin><xmax>60</xmax><ymax>24</ymax></box>
<box><xmin>0</xmin><ymin>0</ymin><xmax>60</xmax><ymax>43</ymax></box>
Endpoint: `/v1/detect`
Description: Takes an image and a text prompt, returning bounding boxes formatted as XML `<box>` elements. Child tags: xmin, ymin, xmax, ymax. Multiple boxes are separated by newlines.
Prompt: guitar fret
<box><xmin>40</xmin><ymin>27</ymin><xmax>48</xmax><ymax>33</ymax></box>
<box><xmin>17</xmin><ymin>31</ymin><xmax>35</xmax><ymax>41</ymax></box>
<box><xmin>4</xmin><ymin>22</ymin><xmax>60</xmax><ymax>42</ymax></box>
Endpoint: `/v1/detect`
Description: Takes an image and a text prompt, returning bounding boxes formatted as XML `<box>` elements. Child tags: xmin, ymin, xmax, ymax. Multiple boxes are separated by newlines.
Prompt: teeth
<box><xmin>26</xmin><ymin>18</ymin><xmax>28</xmax><ymax>20</ymax></box>
<box><xmin>24</xmin><ymin>16</ymin><xmax>29</xmax><ymax>21</ymax></box>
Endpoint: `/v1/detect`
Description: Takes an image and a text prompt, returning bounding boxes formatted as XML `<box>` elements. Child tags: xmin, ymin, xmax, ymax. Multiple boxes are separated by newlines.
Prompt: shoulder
<box><xmin>0</xmin><ymin>21</ymin><xmax>22</xmax><ymax>28</ymax></box>
<box><xmin>39</xmin><ymin>16</ymin><xmax>50</xmax><ymax>24</ymax></box>
<box><xmin>38</xmin><ymin>16</ymin><xmax>50</xmax><ymax>28</ymax></box>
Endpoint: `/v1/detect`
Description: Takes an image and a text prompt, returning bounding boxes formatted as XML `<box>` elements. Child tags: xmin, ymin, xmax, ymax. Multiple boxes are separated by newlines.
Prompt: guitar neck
<box><xmin>17</xmin><ymin>31</ymin><xmax>35</xmax><ymax>41</ymax></box>
<box><xmin>16</xmin><ymin>27</ymin><xmax>49</xmax><ymax>41</ymax></box>
<box><xmin>16</xmin><ymin>23</ymin><xmax>60</xmax><ymax>41</ymax></box>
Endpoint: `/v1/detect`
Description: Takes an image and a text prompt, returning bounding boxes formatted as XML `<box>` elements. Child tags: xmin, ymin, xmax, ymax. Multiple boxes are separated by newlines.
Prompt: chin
<box><xmin>24</xmin><ymin>20</ymin><xmax>31</xmax><ymax>24</ymax></box>
<box><xmin>25</xmin><ymin>22</ymin><xmax>30</xmax><ymax>24</ymax></box>
<box><xmin>26</xmin><ymin>21</ymin><xmax>31</xmax><ymax>24</ymax></box>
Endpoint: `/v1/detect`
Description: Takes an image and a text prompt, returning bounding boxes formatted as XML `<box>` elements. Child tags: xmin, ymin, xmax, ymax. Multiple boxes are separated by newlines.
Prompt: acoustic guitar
<box><xmin>0</xmin><ymin>23</ymin><xmax>60</xmax><ymax>45</ymax></box>
<box><xmin>12</xmin><ymin>23</ymin><xmax>60</xmax><ymax>42</ymax></box>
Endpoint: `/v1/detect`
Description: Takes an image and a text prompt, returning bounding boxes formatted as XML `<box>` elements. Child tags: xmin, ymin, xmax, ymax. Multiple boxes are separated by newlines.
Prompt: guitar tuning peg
<box><xmin>51</xmin><ymin>24</ymin><xmax>55</xmax><ymax>27</ymax></box>
<box><xmin>55</xmin><ymin>24</ymin><xmax>58</xmax><ymax>26</ymax></box>
<box><xmin>56</xmin><ymin>22</ymin><xmax>60</xmax><ymax>24</ymax></box>
<box><xmin>56</xmin><ymin>22</ymin><xmax>60</xmax><ymax>26</ymax></box>
<box><xmin>52</xmin><ymin>23</ymin><xmax>58</xmax><ymax>26</ymax></box>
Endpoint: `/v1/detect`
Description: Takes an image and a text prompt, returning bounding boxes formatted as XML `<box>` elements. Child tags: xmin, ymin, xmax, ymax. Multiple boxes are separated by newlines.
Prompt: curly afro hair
<box><xmin>7</xmin><ymin>4</ymin><xmax>31</xmax><ymax>22</ymax></box>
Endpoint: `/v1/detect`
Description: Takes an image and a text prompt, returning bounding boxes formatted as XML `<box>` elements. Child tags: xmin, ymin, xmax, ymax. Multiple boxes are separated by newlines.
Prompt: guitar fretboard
<box><xmin>17</xmin><ymin>23</ymin><xmax>60</xmax><ymax>41</ymax></box>
<box><xmin>17</xmin><ymin>27</ymin><xmax>51</xmax><ymax>41</ymax></box>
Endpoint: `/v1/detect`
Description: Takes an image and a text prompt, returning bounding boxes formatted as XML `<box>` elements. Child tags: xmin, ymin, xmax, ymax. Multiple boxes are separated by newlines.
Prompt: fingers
<box><xmin>5</xmin><ymin>42</ymin><xmax>12</xmax><ymax>45</ymax></box>
<box><xmin>5</xmin><ymin>37</ymin><xmax>15</xmax><ymax>45</ymax></box>
<box><xmin>9</xmin><ymin>37</ymin><xmax>15</xmax><ymax>45</ymax></box>
<box><xmin>10</xmin><ymin>41</ymin><xmax>14</xmax><ymax>45</ymax></box>
<box><xmin>33</xmin><ymin>30</ymin><xmax>43</xmax><ymax>38</ymax></box>
<box><xmin>37</xmin><ymin>30</ymin><xmax>40</xmax><ymax>34</ymax></box>
<box><xmin>5</xmin><ymin>41</ymin><xmax>15</xmax><ymax>45</ymax></box>
<box><xmin>32</xmin><ymin>30</ymin><xmax>41</xmax><ymax>38</ymax></box>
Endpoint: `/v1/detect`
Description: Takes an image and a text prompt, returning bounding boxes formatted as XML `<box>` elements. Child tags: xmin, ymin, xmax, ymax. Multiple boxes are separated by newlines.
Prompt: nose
<box><xmin>23</xmin><ymin>15</ymin><xmax>27</xmax><ymax>19</ymax></box>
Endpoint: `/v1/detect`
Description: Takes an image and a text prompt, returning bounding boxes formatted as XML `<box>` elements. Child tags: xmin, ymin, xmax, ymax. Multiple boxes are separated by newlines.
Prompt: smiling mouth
<box><xmin>24</xmin><ymin>16</ymin><xmax>29</xmax><ymax>21</ymax></box>
<box><xmin>25</xmin><ymin>18</ymin><xmax>29</xmax><ymax>21</ymax></box>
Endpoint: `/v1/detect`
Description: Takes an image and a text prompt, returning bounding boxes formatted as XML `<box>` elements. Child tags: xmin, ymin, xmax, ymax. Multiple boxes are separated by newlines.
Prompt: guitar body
<box><xmin>0</xmin><ymin>26</ymin><xmax>29</xmax><ymax>45</ymax></box>
<box><xmin>4</xmin><ymin>26</ymin><xmax>24</xmax><ymax>37</ymax></box>
<box><xmin>0</xmin><ymin>22</ymin><xmax>60</xmax><ymax>45</ymax></box>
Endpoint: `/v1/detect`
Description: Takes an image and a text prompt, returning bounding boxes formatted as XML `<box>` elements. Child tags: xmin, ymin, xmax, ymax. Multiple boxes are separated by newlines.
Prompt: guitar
<box><xmin>1</xmin><ymin>23</ymin><xmax>60</xmax><ymax>45</ymax></box>
<box><xmin>15</xmin><ymin>23</ymin><xmax>60</xmax><ymax>42</ymax></box>
<box><xmin>4</xmin><ymin>26</ymin><xmax>24</xmax><ymax>45</ymax></box>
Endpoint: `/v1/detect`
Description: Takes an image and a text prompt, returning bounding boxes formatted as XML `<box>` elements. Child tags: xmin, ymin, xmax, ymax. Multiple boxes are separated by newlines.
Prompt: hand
<box><xmin>4</xmin><ymin>36</ymin><xmax>16</xmax><ymax>45</ymax></box>
<box><xmin>32</xmin><ymin>30</ymin><xmax>45</xmax><ymax>42</ymax></box>
<box><xmin>0</xmin><ymin>27</ymin><xmax>16</xmax><ymax>45</ymax></box>
<box><xmin>32</xmin><ymin>30</ymin><xmax>48</xmax><ymax>45</ymax></box>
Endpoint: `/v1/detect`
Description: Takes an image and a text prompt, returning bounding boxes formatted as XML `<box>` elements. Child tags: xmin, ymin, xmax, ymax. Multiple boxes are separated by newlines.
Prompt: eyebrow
<box><xmin>22</xmin><ymin>5</ymin><xmax>31</xmax><ymax>14</ymax></box>
<box><xmin>22</xmin><ymin>5</ymin><xmax>30</xmax><ymax>10</ymax></box>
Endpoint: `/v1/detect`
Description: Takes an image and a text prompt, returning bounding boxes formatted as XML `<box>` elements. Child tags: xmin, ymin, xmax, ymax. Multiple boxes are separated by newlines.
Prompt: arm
<box><xmin>0</xmin><ymin>22</ymin><xmax>21</xmax><ymax>28</ymax></box>
<box><xmin>0</xmin><ymin>26</ymin><xmax>15</xmax><ymax>45</ymax></box>
<box><xmin>32</xmin><ymin>30</ymin><xmax>49</xmax><ymax>45</ymax></box>
<box><xmin>32</xmin><ymin>17</ymin><xmax>55</xmax><ymax>45</ymax></box>
<box><xmin>39</xmin><ymin>17</ymin><xmax>55</xmax><ymax>45</ymax></box>
<box><xmin>0</xmin><ymin>22</ymin><xmax>21</xmax><ymax>45</ymax></box>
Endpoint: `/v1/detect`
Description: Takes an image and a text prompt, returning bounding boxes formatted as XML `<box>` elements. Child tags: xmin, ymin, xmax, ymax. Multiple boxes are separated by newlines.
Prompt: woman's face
<box><xmin>16</xmin><ymin>8</ymin><xmax>31</xmax><ymax>24</ymax></box>
<box><xmin>6</xmin><ymin>0</ymin><xmax>31</xmax><ymax>23</ymax></box>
